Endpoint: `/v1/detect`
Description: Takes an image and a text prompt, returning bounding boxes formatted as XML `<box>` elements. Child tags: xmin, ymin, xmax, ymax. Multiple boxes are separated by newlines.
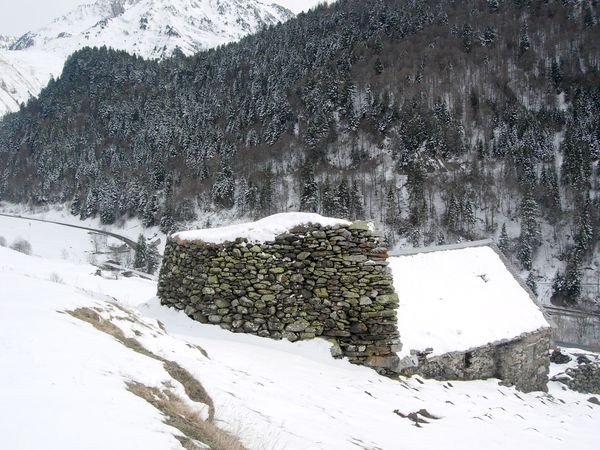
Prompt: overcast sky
<box><xmin>0</xmin><ymin>0</ymin><xmax>332</xmax><ymax>37</ymax></box>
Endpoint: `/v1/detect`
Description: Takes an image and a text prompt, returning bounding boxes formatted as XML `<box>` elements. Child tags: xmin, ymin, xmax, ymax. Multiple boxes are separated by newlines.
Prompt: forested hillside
<box><xmin>0</xmin><ymin>0</ymin><xmax>599</xmax><ymax>305</ymax></box>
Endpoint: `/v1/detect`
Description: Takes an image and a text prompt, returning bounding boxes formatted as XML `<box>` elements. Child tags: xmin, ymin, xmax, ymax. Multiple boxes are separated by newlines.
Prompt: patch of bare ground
<box><xmin>66</xmin><ymin>306</ymin><xmax>244</xmax><ymax>450</ymax></box>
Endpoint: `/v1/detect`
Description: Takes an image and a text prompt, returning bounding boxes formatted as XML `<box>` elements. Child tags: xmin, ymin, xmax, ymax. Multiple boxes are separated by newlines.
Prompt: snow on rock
<box><xmin>391</xmin><ymin>245</ymin><xmax>549</xmax><ymax>357</ymax></box>
<box><xmin>173</xmin><ymin>212</ymin><xmax>351</xmax><ymax>244</ymax></box>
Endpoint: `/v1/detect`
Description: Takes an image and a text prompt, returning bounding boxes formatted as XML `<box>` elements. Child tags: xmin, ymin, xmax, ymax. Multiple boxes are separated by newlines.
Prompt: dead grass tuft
<box><xmin>67</xmin><ymin>306</ymin><xmax>245</xmax><ymax>449</ymax></box>
<box><xmin>127</xmin><ymin>382</ymin><xmax>246</xmax><ymax>450</ymax></box>
<box><xmin>66</xmin><ymin>307</ymin><xmax>155</xmax><ymax>358</ymax></box>
<box><xmin>164</xmin><ymin>361</ymin><xmax>215</xmax><ymax>421</ymax></box>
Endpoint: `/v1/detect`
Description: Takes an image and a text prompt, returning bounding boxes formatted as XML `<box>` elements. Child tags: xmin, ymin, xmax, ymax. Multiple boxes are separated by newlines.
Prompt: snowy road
<box><xmin>0</xmin><ymin>212</ymin><xmax>138</xmax><ymax>250</ymax></box>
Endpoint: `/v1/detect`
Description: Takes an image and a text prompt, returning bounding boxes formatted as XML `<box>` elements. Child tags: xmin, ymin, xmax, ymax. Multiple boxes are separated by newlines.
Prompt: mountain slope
<box><xmin>0</xmin><ymin>0</ymin><xmax>293</xmax><ymax>116</ymax></box>
<box><xmin>0</xmin><ymin>0</ymin><xmax>598</xmax><ymax>307</ymax></box>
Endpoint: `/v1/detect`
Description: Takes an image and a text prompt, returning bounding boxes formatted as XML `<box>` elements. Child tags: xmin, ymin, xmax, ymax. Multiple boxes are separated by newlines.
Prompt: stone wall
<box><xmin>157</xmin><ymin>221</ymin><xmax>402</xmax><ymax>375</ymax></box>
<box><xmin>401</xmin><ymin>329</ymin><xmax>551</xmax><ymax>392</ymax></box>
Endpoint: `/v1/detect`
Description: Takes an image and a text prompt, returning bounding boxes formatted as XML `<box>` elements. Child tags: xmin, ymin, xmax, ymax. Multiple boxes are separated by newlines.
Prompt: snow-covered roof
<box><xmin>390</xmin><ymin>243</ymin><xmax>549</xmax><ymax>358</ymax></box>
<box><xmin>173</xmin><ymin>213</ymin><xmax>351</xmax><ymax>245</ymax></box>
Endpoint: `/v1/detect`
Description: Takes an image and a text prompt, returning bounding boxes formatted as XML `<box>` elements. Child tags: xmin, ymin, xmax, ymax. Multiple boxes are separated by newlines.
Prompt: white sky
<box><xmin>0</xmin><ymin>0</ymin><xmax>333</xmax><ymax>37</ymax></box>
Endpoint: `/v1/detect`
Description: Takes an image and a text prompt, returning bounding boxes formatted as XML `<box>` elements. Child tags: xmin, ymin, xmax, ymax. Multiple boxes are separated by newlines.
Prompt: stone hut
<box><xmin>389</xmin><ymin>240</ymin><xmax>552</xmax><ymax>392</ymax></box>
<box><xmin>157</xmin><ymin>213</ymin><xmax>402</xmax><ymax>375</ymax></box>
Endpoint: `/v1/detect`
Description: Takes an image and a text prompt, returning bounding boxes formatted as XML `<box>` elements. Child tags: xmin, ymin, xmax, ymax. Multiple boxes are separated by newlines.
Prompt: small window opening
<box><xmin>464</xmin><ymin>352</ymin><xmax>473</xmax><ymax>369</ymax></box>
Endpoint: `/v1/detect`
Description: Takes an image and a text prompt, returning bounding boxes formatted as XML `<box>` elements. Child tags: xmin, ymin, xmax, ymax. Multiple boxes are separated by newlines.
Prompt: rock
<box><xmin>330</xmin><ymin>341</ymin><xmax>343</xmax><ymax>358</ymax></box>
<box><xmin>588</xmin><ymin>397</ymin><xmax>600</xmax><ymax>405</ymax></box>
<box><xmin>297</xmin><ymin>252</ymin><xmax>311</xmax><ymax>261</ymax></box>
<box><xmin>243</xmin><ymin>321</ymin><xmax>261</xmax><ymax>332</ymax></box>
<box><xmin>346</xmin><ymin>254</ymin><xmax>367</xmax><ymax>263</ymax></box>
<box><xmin>359</xmin><ymin>296</ymin><xmax>372</xmax><ymax>306</ymax></box>
<box><xmin>550</xmin><ymin>349</ymin><xmax>571</xmax><ymax>364</ymax></box>
<box><xmin>214</xmin><ymin>298</ymin><xmax>230</xmax><ymax>308</ymax></box>
<box><xmin>286</xmin><ymin>319</ymin><xmax>310</xmax><ymax>332</ymax></box>
<box><xmin>208</xmin><ymin>315</ymin><xmax>222</xmax><ymax>323</ymax></box>
<box><xmin>365</xmin><ymin>355</ymin><xmax>401</xmax><ymax>373</ymax></box>
<box><xmin>349</xmin><ymin>322</ymin><xmax>368</xmax><ymax>334</ymax></box>
<box><xmin>376</xmin><ymin>293</ymin><xmax>399</xmax><ymax>305</ymax></box>
<box><xmin>282</xmin><ymin>331</ymin><xmax>299</xmax><ymax>342</ymax></box>
<box><xmin>290</xmin><ymin>273</ymin><xmax>304</xmax><ymax>283</ymax></box>
<box><xmin>348</xmin><ymin>221</ymin><xmax>371</xmax><ymax>231</ymax></box>
<box><xmin>577</xmin><ymin>355</ymin><xmax>592</xmax><ymax>365</ymax></box>
<box><xmin>202</xmin><ymin>287</ymin><xmax>215</xmax><ymax>295</ymax></box>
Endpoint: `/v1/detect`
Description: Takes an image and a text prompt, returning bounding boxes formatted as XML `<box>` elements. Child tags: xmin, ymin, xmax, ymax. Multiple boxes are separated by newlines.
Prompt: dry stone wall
<box><xmin>157</xmin><ymin>221</ymin><xmax>402</xmax><ymax>375</ymax></box>
<box><xmin>401</xmin><ymin>329</ymin><xmax>551</xmax><ymax>392</ymax></box>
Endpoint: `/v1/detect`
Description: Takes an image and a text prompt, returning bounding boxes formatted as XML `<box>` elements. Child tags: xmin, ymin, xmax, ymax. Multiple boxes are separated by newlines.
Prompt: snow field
<box><xmin>1</xmin><ymin>239</ymin><xmax>599</xmax><ymax>449</ymax></box>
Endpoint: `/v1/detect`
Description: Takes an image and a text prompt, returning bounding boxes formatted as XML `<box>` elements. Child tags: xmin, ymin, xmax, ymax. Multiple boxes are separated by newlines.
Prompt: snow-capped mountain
<box><xmin>0</xmin><ymin>0</ymin><xmax>293</xmax><ymax>116</ymax></box>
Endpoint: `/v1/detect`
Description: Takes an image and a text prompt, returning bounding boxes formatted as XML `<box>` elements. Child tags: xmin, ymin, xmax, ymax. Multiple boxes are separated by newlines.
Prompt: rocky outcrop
<box><xmin>552</xmin><ymin>355</ymin><xmax>600</xmax><ymax>395</ymax></box>
<box><xmin>157</xmin><ymin>221</ymin><xmax>402</xmax><ymax>375</ymax></box>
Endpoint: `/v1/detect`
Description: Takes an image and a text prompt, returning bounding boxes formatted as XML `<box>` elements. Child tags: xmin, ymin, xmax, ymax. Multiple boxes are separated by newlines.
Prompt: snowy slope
<box><xmin>1</xmin><ymin>221</ymin><xmax>599</xmax><ymax>449</ymax></box>
<box><xmin>0</xmin><ymin>0</ymin><xmax>293</xmax><ymax>116</ymax></box>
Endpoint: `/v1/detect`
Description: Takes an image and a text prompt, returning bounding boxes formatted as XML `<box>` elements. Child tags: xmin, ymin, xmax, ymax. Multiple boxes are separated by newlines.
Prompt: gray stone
<box><xmin>286</xmin><ymin>319</ymin><xmax>310</xmax><ymax>332</ymax></box>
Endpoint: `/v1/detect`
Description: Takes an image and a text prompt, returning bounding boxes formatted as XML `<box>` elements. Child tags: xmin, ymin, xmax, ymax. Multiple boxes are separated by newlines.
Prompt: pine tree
<box><xmin>540</xmin><ymin>165</ymin><xmax>561</xmax><ymax>216</ymax></box>
<box><xmin>407</xmin><ymin>159</ymin><xmax>428</xmax><ymax>227</ymax></box>
<box><xmin>551</xmin><ymin>59</ymin><xmax>562</xmax><ymax>91</ymax></box>
<box><xmin>519</xmin><ymin>22</ymin><xmax>530</xmax><ymax>57</ymax></box>
<box><xmin>461</xmin><ymin>23</ymin><xmax>475</xmax><ymax>53</ymax></box>
<box><xmin>333</xmin><ymin>178</ymin><xmax>351</xmax><ymax>218</ymax></box>
<box><xmin>321</xmin><ymin>177</ymin><xmax>335</xmax><ymax>216</ymax></box>
<box><xmin>133</xmin><ymin>234</ymin><xmax>148</xmax><ymax>271</ymax></box>
<box><xmin>487</xmin><ymin>0</ymin><xmax>499</xmax><ymax>12</ymax></box>
<box><xmin>212</xmin><ymin>159</ymin><xmax>235</xmax><ymax>209</ymax></box>
<box><xmin>463</xmin><ymin>198</ymin><xmax>476</xmax><ymax>231</ymax></box>
<box><xmin>564</xmin><ymin>262</ymin><xmax>582</xmax><ymax>304</ymax></box>
<box><xmin>81</xmin><ymin>188</ymin><xmax>98</xmax><ymax>220</ymax></box>
<box><xmin>160</xmin><ymin>189</ymin><xmax>175</xmax><ymax>234</ymax></box>
<box><xmin>349</xmin><ymin>180</ymin><xmax>365</xmax><ymax>220</ymax></box>
<box><xmin>98</xmin><ymin>181</ymin><xmax>118</xmax><ymax>225</ymax></box>
<box><xmin>385</xmin><ymin>184</ymin><xmax>399</xmax><ymax>228</ymax></box>
<box><xmin>498</xmin><ymin>223</ymin><xmax>510</xmax><ymax>255</ymax></box>
<box><xmin>517</xmin><ymin>193</ymin><xmax>542</xmax><ymax>269</ymax></box>
<box><xmin>444</xmin><ymin>193</ymin><xmax>460</xmax><ymax>232</ymax></box>
<box><xmin>259</xmin><ymin>168</ymin><xmax>274</xmax><ymax>216</ymax></box>
<box><xmin>517</xmin><ymin>232</ymin><xmax>534</xmax><ymax>270</ymax></box>
<box><xmin>145</xmin><ymin>244</ymin><xmax>160</xmax><ymax>275</ymax></box>
<box><xmin>526</xmin><ymin>272</ymin><xmax>538</xmax><ymax>296</ymax></box>
<box><xmin>299</xmin><ymin>162</ymin><xmax>319</xmax><ymax>212</ymax></box>
<box><xmin>142</xmin><ymin>194</ymin><xmax>159</xmax><ymax>227</ymax></box>
<box><xmin>70</xmin><ymin>197</ymin><xmax>81</xmax><ymax>217</ymax></box>
<box><xmin>575</xmin><ymin>193</ymin><xmax>593</xmax><ymax>254</ymax></box>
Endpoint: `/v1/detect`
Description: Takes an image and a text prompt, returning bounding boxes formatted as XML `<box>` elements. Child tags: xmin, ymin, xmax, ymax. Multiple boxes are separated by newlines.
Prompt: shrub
<box><xmin>10</xmin><ymin>238</ymin><xmax>32</xmax><ymax>255</ymax></box>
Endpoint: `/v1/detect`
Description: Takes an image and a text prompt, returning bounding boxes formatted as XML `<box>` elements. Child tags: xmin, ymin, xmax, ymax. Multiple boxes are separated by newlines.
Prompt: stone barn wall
<box><xmin>401</xmin><ymin>328</ymin><xmax>552</xmax><ymax>392</ymax></box>
<box><xmin>157</xmin><ymin>221</ymin><xmax>402</xmax><ymax>375</ymax></box>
